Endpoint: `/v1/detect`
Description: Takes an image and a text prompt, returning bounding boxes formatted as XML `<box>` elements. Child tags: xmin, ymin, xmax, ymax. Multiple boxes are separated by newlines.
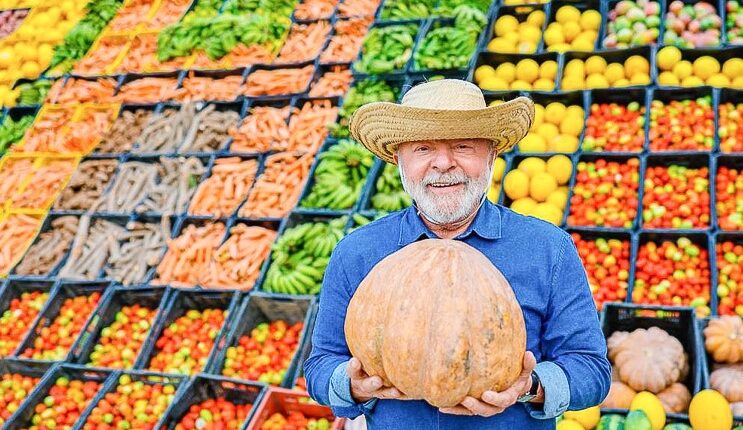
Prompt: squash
<box><xmin>564</xmin><ymin>406</ymin><xmax>600</xmax><ymax>429</ymax></box>
<box><xmin>608</xmin><ymin>327</ymin><xmax>687</xmax><ymax>393</ymax></box>
<box><xmin>704</xmin><ymin>316</ymin><xmax>743</xmax><ymax>364</ymax></box>
<box><xmin>710</xmin><ymin>364</ymin><xmax>743</xmax><ymax>403</ymax></box>
<box><xmin>344</xmin><ymin>239</ymin><xmax>527</xmax><ymax>408</ymax></box>
<box><xmin>602</xmin><ymin>381</ymin><xmax>637</xmax><ymax>409</ymax></box>
<box><xmin>657</xmin><ymin>383</ymin><xmax>691</xmax><ymax>414</ymax></box>
<box><xmin>625</xmin><ymin>410</ymin><xmax>653</xmax><ymax>430</ymax></box>
<box><xmin>597</xmin><ymin>414</ymin><xmax>626</xmax><ymax>430</ymax></box>
<box><xmin>630</xmin><ymin>392</ymin><xmax>666</xmax><ymax>430</ymax></box>
<box><xmin>688</xmin><ymin>389</ymin><xmax>733</xmax><ymax>430</ymax></box>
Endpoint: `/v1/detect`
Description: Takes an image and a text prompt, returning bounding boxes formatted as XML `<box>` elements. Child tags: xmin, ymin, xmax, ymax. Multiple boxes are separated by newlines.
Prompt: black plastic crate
<box><xmin>186</xmin><ymin>154</ymin><xmax>262</xmax><ymax>219</ymax></box>
<box><xmin>244</xmin><ymin>62</ymin><xmax>317</xmax><ymax>98</ymax></box>
<box><xmin>225</xmin><ymin>96</ymin><xmax>296</xmax><ymax>155</ymax></box>
<box><xmin>711</xmin><ymin>231</ymin><xmax>743</xmax><ymax>317</ymax></box>
<box><xmin>158</xmin><ymin>375</ymin><xmax>266</xmax><ymax>430</ymax></box>
<box><xmin>655</xmin><ymin>46</ymin><xmax>742</xmax><ymax>88</ymax></box>
<box><xmin>600</xmin><ymin>0</ymin><xmax>666</xmax><ymax>49</ymax></box>
<box><xmin>8</xmin><ymin>214</ymin><xmax>81</xmax><ymax>279</ymax></box>
<box><xmin>3</xmin><ymin>364</ymin><xmax>117</xmax><ymax>430</ymax></box>
<box><xmin>0</xmin><ymin>280</ymin><xmax>56</xmax><ymax>358</ymax></box>
<box><xmin>713</xmin><ymin>154</ymin><xmax>742</xmax><ymax>232</ymax></box>
<box><xmin>174</xmin><ymin>101</ymin><xmax>244</xmax><ymax>156</ymax></box>
<box><xmin>514</xmin><ymin>90</ymin><xmax>587</xmax><ymax>155</ymax></box>
<box><xmin>470</xmin><ymin>51</ymin><xmax>561</xmax><ymax>93</ymax></box>
<box><xmin>546</xmin><ymin>0</ymin><xmax>605</xmax><ymax>51</ymax></box>
<box><xmin>560</xmin><ymin>45</ymin><xmax>654</xmax><ymax>91</ymax></box>
<box><xmin>718</xmin><ymin>88</ymin><xmax>743</xmax><ymax>153</ymax></box>
<box><xmin>93</xmin><ymin>103</ymin><xmax>160</xmax><ymax>157</ymax></box>
<box><xmin>648</xmin><ymin>87</ymin><xmax>717</xmax><ymax>153</ymax></box>
<box><xmin>600</xmin><ymin>302</ymin><xmax>703</xmax><ymax>412</ymax></box>
<box><xmin>351</xmin><ymin>20</ymin><xmax>423</xmax><ymax>77</ymax></box>
<box><xmin>411</xmin><ymin>17</ymin><xmax>486</xmax><ymax>73</ymax></box>
<box><xmin>482</xmin><ymin>3</ymin><xmax>549</xmax><ymax>54</ymax></box>
<box><xmin>583</xmin><ymin>88</ymin><xmax>649</xmax><ymax>154</ymax></box>
<box><xmin>0</xmin><ymin>358</ymin><xmax>55</xmax><ymax>426</ymax></box>
<box><xmin>134</xmin><ymin>289</ymin><xmax>241</xmax><ymax>374</ymax></box>
<box><xmin>698</xmin><ymin>314</ymin><xmax>743</xmax><ymax>426</ymax></box>
<box><xmin>72</xmin><ymin>286</ymin><xmax>171</xmax><ymax>369</ymax></box>
<box><xmin>208</xmin><ymin>292</ymin><xmax>316</xmax><ymax>388</ymax></box>
<box><xmin>114</xmin><ymin>71</ymin><xmax>185</xmax><ymax>104</ymax></box>
<box><xmin>14</xmin><ymin>281</ymin><xmax>111</xmax><ymax>362</ymax></box>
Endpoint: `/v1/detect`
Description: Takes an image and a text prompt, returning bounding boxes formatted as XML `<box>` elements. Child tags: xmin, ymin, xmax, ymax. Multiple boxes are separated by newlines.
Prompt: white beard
<box><xmin>399</xmin><ymin>160</ymin><xmax>493</xmax><ymax>225</ymax></box>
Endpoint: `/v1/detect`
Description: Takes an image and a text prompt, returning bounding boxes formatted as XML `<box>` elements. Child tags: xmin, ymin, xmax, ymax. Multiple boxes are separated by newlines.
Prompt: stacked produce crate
<box><xmin>0</xmin><ymin>0</ymin><xmax>739</xmax><ymax>428</ymax></box>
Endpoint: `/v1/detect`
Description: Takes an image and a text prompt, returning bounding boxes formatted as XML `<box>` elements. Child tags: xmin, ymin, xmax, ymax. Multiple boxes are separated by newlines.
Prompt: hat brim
<box><xmin>348</xmin><ymin>96</ymin><xmax>535</xmax><ymax>165</ymax></box>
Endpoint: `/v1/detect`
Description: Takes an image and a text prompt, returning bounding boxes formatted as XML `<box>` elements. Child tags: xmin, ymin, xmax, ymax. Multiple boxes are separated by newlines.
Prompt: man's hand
<box><xmin>348</xmin><ymin>357</ymin><xmax>409</xmax><ymax>403</ymax></box>
<box><xmin>439</xmin><ymin>351</ymin><xmax>538</xmax><ymax>417</ymax></box>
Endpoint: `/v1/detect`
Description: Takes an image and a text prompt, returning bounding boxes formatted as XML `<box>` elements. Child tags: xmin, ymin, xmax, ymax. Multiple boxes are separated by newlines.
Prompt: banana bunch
<box><xmin>263</xmin><ymin>217</ymin><xmax>348</xmax><ymax>295</ymax></box>
<box><xmin>413</xmin><ymin>6</ymin><xmax>486</xmax><ymax>70</ymax></box>
<box><xmin>371</xmin><ymin>163</ymin><xmax>412</xmax><ymax>212</ymax></box>
<box><xmin>380</xmin><ymin>0</ymin><xmax>436</xmax><ymax>20</ymax></box>
<box><xmin>301</xmin><ymin>140</ymin><xmax>375</xmax><ymax>210</ymax></box>
<box><xmin>354</xmin><ymin>24</ymin><xmax>418</xmax><ymax>75</ymax></box>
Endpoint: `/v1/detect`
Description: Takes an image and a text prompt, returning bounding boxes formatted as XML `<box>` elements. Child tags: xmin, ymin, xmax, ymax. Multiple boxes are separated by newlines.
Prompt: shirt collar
<box><xmin>397</xmin><ymin>200</ymin><xmax>503</xmax><ymax>246</ymax></box>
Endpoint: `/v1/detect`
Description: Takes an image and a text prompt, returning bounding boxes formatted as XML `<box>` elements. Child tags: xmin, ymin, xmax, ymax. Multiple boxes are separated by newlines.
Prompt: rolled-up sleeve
<box><xmin>535</xmin><ymin>234</ymin><xmax>612</xmax><ymax>413</ymax></box>
<box><xmin>304</xmin><ymin>244</ymin><xmax>370</xmax><ymax>418</ymax></box>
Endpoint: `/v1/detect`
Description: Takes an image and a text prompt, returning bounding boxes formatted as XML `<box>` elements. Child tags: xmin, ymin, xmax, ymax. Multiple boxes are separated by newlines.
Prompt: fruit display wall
<box><xmin>0</xmin><ymin>0</ymin><xmax>739</xmax><ymax>428</ymax></box>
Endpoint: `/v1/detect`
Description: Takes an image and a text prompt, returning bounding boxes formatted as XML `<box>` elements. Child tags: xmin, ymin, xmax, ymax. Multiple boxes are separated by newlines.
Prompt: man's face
<box><xmin>394</xmin><ymin>138</ymin><xmax>495</xmax><ymax>225</ymax></box>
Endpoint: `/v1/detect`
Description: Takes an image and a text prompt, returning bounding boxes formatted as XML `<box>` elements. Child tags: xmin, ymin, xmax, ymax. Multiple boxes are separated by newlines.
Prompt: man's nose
<box><xmin>431</xmin><ymin>148</ymin><xmax>456</xmax><ymax>172</ymax></box>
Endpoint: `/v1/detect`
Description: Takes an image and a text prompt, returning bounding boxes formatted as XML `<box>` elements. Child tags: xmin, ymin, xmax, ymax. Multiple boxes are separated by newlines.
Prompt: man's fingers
<box><xmin>439</xmin><ymin>405</ymin><xmax>475</xmax><ymax>416</ymax></box>
<box><xmin>461</xmin><ymin>396</ymin><xmax>504</xmax><ymax>417</ymax></box>
<box><xmin>361</xmin><ymin>375</ymin><xmax>384</xmax><ymax>392</ymax></box>
<box><xmin>372</xmin><ymin>387</ymin><xmax>404</xmax><ymax>399</ymax></box>
<box><xmin>523</xmin><ymin>351</ymin><xmax>537</xmax><ymax>374</ymax></box>
<box><xmin>347</xmin><ymin>358</ymin><xmax>366</xmax><ymax>380</ymax></box>
<box><xmin>481</xmin><ymin>388</ymin><xmax>520</xmax><ymax>409</ymax></box>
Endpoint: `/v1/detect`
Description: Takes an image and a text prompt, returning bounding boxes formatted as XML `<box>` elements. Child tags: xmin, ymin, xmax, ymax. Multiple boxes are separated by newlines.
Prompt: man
<box><xmin>304</xmin><ymin>79</ymin><xmax>611</xmax><ymax>429</ymax></box>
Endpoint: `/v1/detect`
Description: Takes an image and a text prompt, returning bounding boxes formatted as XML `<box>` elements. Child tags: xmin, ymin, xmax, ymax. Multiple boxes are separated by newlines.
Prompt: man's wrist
<box><xmin>517</xmin><ymin>371</ymin><xmax>541</xmax><ymax>403</ymax></box>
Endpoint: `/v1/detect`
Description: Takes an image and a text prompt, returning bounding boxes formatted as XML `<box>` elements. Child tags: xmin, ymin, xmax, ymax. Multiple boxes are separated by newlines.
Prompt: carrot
<box><xmin>0</xmin><ymin>214</ymin><xmax>42</xmax><ymax>275</ymax></box>
<box><xmin>337</xmin><ymin>0</ymin><xmax>382</xmax><ymax>17</ymax></box>
<box><xmin>11</xmin><ymin>158</ymin><xmax>77</xmax><ymax>209</ymax></box>
<box><xmin>228</xmin><ymin>105</ymin><xmax>292</xmax><ymax>153</ymax></box>
<box><xmin>47</xmin><ymin>78</ymin><xmax>117</xmax><ymax>104</ymax></box>
<box><xmin>202</xmin><ymin>224</ymin><xmax>277</xmax><ymax>290</ymax></box>
<box><xmin>143</xmin><ymin>0</ymin><xmax>191</xmax><ymax>31</ymax></box>
<box><xmin>239</xmin><ymin>152</ymin><xmax>314</xmax><ymax>218</ymax></box>
<box><xmin>175</xmin><ymin>72</ymin><xmax>244</xmax><ymax>103</ymax></box>
<box><xmin>275</xmin><ymin>21</ymin><xmax>332</xmax><ymax>64</ymax></box>
<box><xmin>0</xmin><ymin>158</ymin><xmax>34</xmax><ymax>205</ymax></box>
<box><xmin>118</xmin><ymin>33</ymin><xmax>190</xmax><ymax>73</ymax></box>
<box><xmin>73</xmin><ymin>36</ymin><xmax>130</xmax><ymax>76</ymax></box>
<box><xmin>16</xmin><ymin>106</ymin><xmax>76</xmax><ymax>153</ymax></box>
<box><xmin>309</xmin><ymin>66</ymin><xmax>353</xmax><ymax>97</ymax></box>
<box><xmin>287</xmin><ymin>99</ymin><xmax>338</xmax><ymax>153</ymax></box>
<box><xmin>218</xmin><ymin>44</ymin><xmax>276</xmax><ymax>68</ymax></box>
<box><xmin>188</xmin><ymin>157</ymin><xmax>259</xmax><ymax>217</ymax></box>
<box><xmin>293</xmin><ymin>0</ymin><xmax>337</xmax><ymax>20</ymax></box>
<box><xmin>320</xmin><ymin>17</ymin><xmax>373</xmax><ymax>63</ymax></box>
<box><xmin>154</xmin><ymin>221</ymin><xmax>226</xmax><ymax>288</ymax></box>
<box><xmin>107</xmin><ymin>0</ymin><xmax>156</xmax><ymax>32</ymax></box>
<box><xmin>115</xmin><ymin>77</ymin><xmax>183</xmax><ymax>104</ymax></box>
<box><xmin>243</xmin><ymin>65</ymin><xmax>315</xmax><ymax>97</ymax></box>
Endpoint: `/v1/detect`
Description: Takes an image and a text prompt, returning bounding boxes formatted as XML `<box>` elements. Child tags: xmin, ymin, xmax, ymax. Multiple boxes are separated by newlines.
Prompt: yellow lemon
<box><xmin>489</xmin><ymin>100</ymin><xmax>504</xmax><ymax>106</ymax></box>
<box><xmin>519</xmin><ymin>133</ymin><xmax>548</xmax><ymax>152</ymax></box>
<box><xmin>625</xmin><ymin>55</ymin><xmax>650</xmax><ymax>77</ymax></box>
<box><xmin>537</xmin><ymin>122</ymin><xmax>560</xmax><ymax>142</ymax></box>
<box><xmin>722</xmin><ymin>58</ymin><xmax>743</xmax><ymax>80</ymax></box>
<box><xmin>733</xmin><ymin>76</ymin><xmax>743</xmax><ymax>88</ymax></box>
<box><xmin>495</xmin><ymin>15</ymin><xmax>520</xmax><ymax>36</ymax></box>
<box><xmin>540</xmin><ymin>60</ymin><xmax>558</xmax><ymax>80</ymax></box>
<box><xmin>488</xmin><ymin>37</ymin><xmax>516</xmax><ymax>53</ymax></box>
<box><xmin>688</xmin><ymin>389</ymin><xmax>733</xmax><ymax>430</ymax></box>
<box><xmin>571</xmin><ymin>37</ymin><xmax>595</xmax><ymax>52</ymax></box>
<box><xmin>492</xmin><ymin>157</ymin><xmax>507</xmax><ymax>182</ymax></box>
<box><xmin>518</xmin><ymin>156</ymin><xmax>547</xmax><ymax>177</ymax></box>
<box><xmin>630</xmin><ymin>72</ymin><xmax>650</xmax><ymax>85</ymax></box>
<box><xmin>562</xmin><ymin>21</ymin><xmax>582</xmax><ymax>42</ymax></box>
<box><xmin>519</xmin><ymin>25</ymin><xmax>542</xmax><ymax>44</ymax></box>
<box><xmin>692</xmin><ymin>56</ymin><xmax>720</xmax><ymax>81</ymax></box>
<box><xmin>20</xmin><ymin>61</ymin><xmax>40</xmax><ymax>79</ymax></box>
<box><xmin>564</xmin><ymin>59</ymin><xmax>585</xmax><ymax>78</ymax></box>
<box><xmin>487</xmin><ymin>185</ymin><xmax>500</xmax><ymax>203</ymax></box>
<box><xmin>556</xmin><ymin>5</ymin><xmax>581</xmax><ymax>24</ymax></box>
<box><xmin>577</xmin><ymin>29</ymin><xmax>598</xmax><ymax>43</ymax></box>
<box><xmin>681</xmin><ymin>75</ymin><xmax>704</xmax><ymax>87</ymax></box>
<box><xmin>516</xmin><ymin>58</ymin><xmax>540</xmax><ymax>82</ymax></box>
<box><xmin>604</xmin><ymin>62</ymin><xmax>626</xmax><ymax>84</ymax></box>
<box><xmin>503</xmin><ymin>32</ymin><xmax>520</xmax><ymax>45</ymax></box>
<box><xmin>37</xmin><ymin>43</ymin><xmax>54</xmax><ymax>66</ymax></box>
<box><xmin>495</xmin><ymin>62</ymin><xmax>517</xmax><ymax>82</ymax></box>
<box><xmin>546</xmin><ymin>189</ymin><xmax>568</xmax><ymax>210</ymax></box>
<box><xmin>479</xmin><ymin>76</ymin><xmax>509</xmax><ymax>91</ymax></box>
<box><xmin>585</xmin><ymin>55</ymin><xmax>607</xmax><ymax>75</ymax></box>
<box><xmin>504</xmin><ymin>169</ymin><xmax>530</xmax><ymax>200</ymax></box>
<box><xmin>544</xmin><ymin>102</ymin><xmax>566</xmax><ymax>125</ymax></box>
<box><xmin>530</xmin><ymin>171</ymin><xmax>558</xmax><ymax>202</ymax></box>
<box><xmin>564</xmin><ymin>406</ymin><xmax>599</xmax><ymax>430</ymax></box>
<box><xmin>548</xmin><ymin>43</ymin><xmax>572</xmax><ymax>53</ymax></box>
<box><xmin>657</xmin><ymin>46</ymin><xmax>682</xmax><ymax>71</ymax></box>
<box><xmin>474</xmin><ymin>65</ymin><xmax>497</xmax><ymax>84</ymax></box>
<box><xmin>566</xmin><ymin>105</ymin><xmax>585</xmax><ymax>119</ymax></box>
<box><xmin>526</xmin><ymin>10</ymin><xmax>545</xmax><ymax>27</ymax></box>
<box><xmin>544</xmin><ymin>27</ymin><xmax>565</xmax><ymax>46</ymax></box>
<box><xmin>510</xmin><ymin>197</ymin><xmax>537</xmax><ymax>215</ymax></box>
<box><xmin>630</xmin><ymin>392</ymin><xmax>666</xmax><ymax>430</ymax></box>
<box><xmin>561</xmin><ymin>76</ymin><xmax>585</xmax><ymax>91</ymax></box>
<box><xmin>613</xmin><ymin>78</ymin><xmax>631</xmax><ymax>87</ymax></box>
<box><xmin>532</xmin><ymin>104</ymin><xmax>545</xmax><ymax>129</ymax></box>
<box><xmin>673</xmin><ymin>60</ymin><xmax>693</xmax><ymax>80</ymax></box>
<box><xmin>517</xmin><ymin>41</ymin><xmax>537</xmax><ymax>54</ymax></box>
<box><xmin>533</xmin><ymin>78</ymin><xmax>555</xmax><ymax>91</ymax></box>
<box><xmin>579</xmin><ymin>9</ymin><xmax>601</xmax><ymax>31</ymax></box>
<box><xmin>531</xmin><ymin>202</ymin><xmax>563</xmax><ymax>225</ymax></box>
<box><xmin>560</xmin><ymin>115</ymin><xmax>583</xmax><ymax>137</ymax></box>
<box><xmin>658</xmin><ymin>71</ymin><xmax>680</xmax><ymax>86</ymax></box>
<box><xmin>586</xmin><ymin>73</ymin><xmax>610</xmax><ymax>89</ymax></box>
<box><xmin>549</xmin><ymin>134</ymin><xmax>579</xmax><ymax>153</ymax></box>
<box><xmin>32</xmin><ymin>12</ymin><xmax>52</xmax><ymax>28</ymax></box>
<box><xmin>706</xmin><ymin>73</ymin><xmax>731</xmax><ymax>87</ymax></box>
<box><xmin>546</xmin><ymin>154</ymin><xmax>573</xmax><ymax>185</ymax></box>
<box><xmin>0</xmin><ymin>47</ymin><xmax>13</xmax><ymax>68</ymax></box>
<box><xmin>510</xmin><ymin>80</ymin><xmax>533</xmax><ymax>90</ymax></box>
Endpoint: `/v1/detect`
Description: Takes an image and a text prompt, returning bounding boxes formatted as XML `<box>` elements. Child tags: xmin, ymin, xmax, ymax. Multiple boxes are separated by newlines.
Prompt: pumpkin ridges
<box><xmin>657</xmin><ymin>382</ymin><xmax>691</xmax><ymax>414</ymax></box>
<box><xmin>601</xmin><ymin>380</ymin><xmax>637</xmax><ymax>409</ymax></box>
<box><xmin>704</xmin><ymin>316</ymin><xmax>743</xmax><ymax>364</ymax></box>
<box><xmin>710</xmin><ymin>364</ymin><xmax>743</xmax><ymax>403</ymax></box>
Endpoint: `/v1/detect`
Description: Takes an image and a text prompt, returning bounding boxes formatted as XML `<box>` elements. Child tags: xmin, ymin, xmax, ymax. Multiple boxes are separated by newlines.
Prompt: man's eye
<box><xmin>415</xmin><ymin>146</ymin><xmax>429</xmax><ymax>152</ymax></box>
<box><xmin>457</xmin><ymin>144</ymin><xmax>472</xmax><ymax>150</ymax></box>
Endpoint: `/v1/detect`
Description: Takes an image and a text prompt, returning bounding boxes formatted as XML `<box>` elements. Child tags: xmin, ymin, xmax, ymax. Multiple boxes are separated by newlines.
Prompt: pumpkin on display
<box><xmin>602</xmin><ymin>380</ymin><xmax>637</xmax><ymax>409</ymax></box>
<box><xmin>657</xmin><ymin>383</ymin><xmax>691</xmax><ymax>414</ymax></box>
<box><xmin>704</xmin><ymin>316</ymin><xmax>743</xmax><ymax>364</ymax></box>
<box><xmin>709</xmin><ymin>363</ymin><xmax>743</xmax><ymax>403</ymax></box>
<box><xmin>344</xmin><ymin>239</ymin><xmax>526</xmax><ymax>408</ymax></box>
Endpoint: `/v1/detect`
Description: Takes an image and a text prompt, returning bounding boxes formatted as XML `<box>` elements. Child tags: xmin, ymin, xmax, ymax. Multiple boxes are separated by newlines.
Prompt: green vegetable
<box><xmin>597</xmin><ymin>414</ymin><xmax>625</xmax><ymax>430</ymax></box>
<box><xmin>354</xmin><ymin>24</ymin><xmax>418</xmax><ymax>75</ymax></box>
<box><xmin>624</xmin><ymin>410</ymin><xmax>652</xmax><ymax>430</ymax></box>
<box><xmin>49</xmin><ymin>0</ymin><xmax>123</xmax><ymax>72</ymax></box>
<box><xmin>16</xmin><ymin>80</ymin><xmax>52</xmax><ymax>106</ymax></box>
<box><xmin>0</xmin><ymin>115</ymin><xmax>34</xmax><ymax>153</ymax></box>
<box><xmin>380</xmin><ymin>0</ymin><xmax>436</xmax><ymax>20</ymax></box>
<box><xmin>222</xmin><ymin>0</ymin><xmax>297</xmax><ymax>17</ymax></box>
<box><xmin>182</xmin><ymin>0</ymin><xmax>222</xmax><ymax>21</ymax></box>
<box><xmin>371</xmin><ymin>163</ymin><xmax>411</xmax><ymax>212</ymax></box>
<box><xmin>330</xmin><ymin>79</ymin><xmax>399</xmax><ymax>138</ymax></box>
<box><xmin>414</xmin><ymin>6</ymin><xmax>486</xmax><ymax>70</ymax></box>
<box><xmin>435</xmin><ymin>0</ymin><xmax>491</xmax><ymax>16</ymax></box>
<box><xmin>662</xmin><ymin>424</ymin><xmax>692</xmax><ymax>430</ymax></box>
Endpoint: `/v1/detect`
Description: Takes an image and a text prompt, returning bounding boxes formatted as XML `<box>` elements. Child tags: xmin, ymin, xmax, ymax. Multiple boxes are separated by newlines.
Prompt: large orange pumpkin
<box><xmin>344</xmin><ymin>239</ymin><xmax>527</xmax><ymax>408</ymax></box>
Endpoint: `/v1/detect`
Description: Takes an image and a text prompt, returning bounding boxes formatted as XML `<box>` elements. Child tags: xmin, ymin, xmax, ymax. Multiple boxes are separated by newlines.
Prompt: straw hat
<box><xmin>348</xmin><ymin>79</ymin><xmax>535</xmax><ymax>165</ymax></box>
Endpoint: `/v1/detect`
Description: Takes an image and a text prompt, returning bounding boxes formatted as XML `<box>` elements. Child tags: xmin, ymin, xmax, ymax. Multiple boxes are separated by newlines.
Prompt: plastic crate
<box><xmin>655</xmin><ymin>46</ymin><xmax>742</xmax><ymax>88</ymax></box>
<box><xmin>244</xmin><ymin>62</ymin><xmax>317</xmax><ymax>98</ymax></box>
<box><xmin>0</xmin><ymin>280</ymin><xmax>56</xmax><ymax>357</ymax></box>
<box><xmin>600</xmin><ymin>302</ymin><xmax>703</xmax><ymax>421</ymax></box>
<box><xmin>14</xmin><ymin>280</ymin><xmax>111</xmax><ymax>362</ymax></box>
<box><xmin>713</xmin><ymin>154</ymin><xmax>743</xmax><ymax>232</ymax></box>
<box><xmin>245</xmin><ymin>387</ymin><xmax>344</xmax><ymax>430</ymax></box>
<box><xmin>583</xmin><ymin>88</ymin><xmax>649</xmax><ymax>154</ymax></box>
<box><xmin>71</xmin><ymin>286</ymin><xmax>171</xmax><ymax>368</ymax></box>
<box><xmin>648</xmin><ymin>86</ymin><xmax>717</xmax><ymax>153</ymax></box>
<box><xmin>698</xmin><ymin>316</ymin><xmax>743</xmax><ymax>426</ymax></box>
<box><xmin>208</xmin><ymin>292</ymin><xmax>316</xmax><ymax>388</ymax></box>
<box><xmin>711</xmin><ymin>231</ymin><xmax>743</xmax><ymax>317</ymax></box>
<box><xmin>600</xmin><ymin>0</ymin><xmax>667</xmax><ymax>49</ymax></box>
<box><xmin>560</xmin><ymin>45</ymin><xmax>655</xmax><ymax>91</ymax></box>
<box><xmin>513</xmin><ymin>90</ymin><xmax>588</xmax><ymax>155</ymax></box>
<box><xmin>288</xmin><ymin>301</ymin><xmax>318</xmax><ymax>390</ymax></box>
<box><xmin>410</xmin><ymin>17</ymin><xmax>487</xmax><ymax>74</ymax></box>
<box><xmin>174</xmin><ymin>100</ymin><xmax>244</xmax><ymax>156</ymax></box>
<box><xmin>225</xmin><ymin>96</ymin><xmax>295</xmax><ymax>155</ymax></box>
<box><xmin>718</xmin><ymin>88</ymin><xmax>743</xmax><ymax>153</ymax></box>
<box><xmin>3</xmin><ymin>364</ymin><xmax>117</xmax><ymax>430</ymax></box>
<box><xmin>134</xmin><ymin>288</ymin><xmax>241</xmax><ymax>374</ymax></box>
<box><xmin>159</xmin><ymin>374</ymin><xmax>267</xmax><ymax>430</ymax></box>
<box><xmin>481</xmin><ymin>3</ymin><xmax>550</xmax><ymax>54</ymax></box>
<box><xmin>351</xmin><ymin>20</ymin><xmax>423</xmax><ymax>77</ymax></box>
<box><xmin>93</xmin><ymin>103</ymin><xmax>160</xmax><ymax>157</ymax></box>
<box><xmin>7</xmin><ymin>214</ymin><xmax>81</xmax><ymax>279</ymax></box>
<box><xmin>546</xmin><ymin>0</ymin><xmax>605</xmax><ymax>51</ymax></box>
<box><xmin>470</xmin><ymin>51</ymin><xmax>561</xmax><ymax>93</ymax></box>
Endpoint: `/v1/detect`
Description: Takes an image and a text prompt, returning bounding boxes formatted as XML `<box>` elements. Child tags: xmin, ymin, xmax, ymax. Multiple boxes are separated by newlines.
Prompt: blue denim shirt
<box><xmin>304</xmin><ymin>201</ymin><xmax>612</xmax><ymax>429</ymax></box>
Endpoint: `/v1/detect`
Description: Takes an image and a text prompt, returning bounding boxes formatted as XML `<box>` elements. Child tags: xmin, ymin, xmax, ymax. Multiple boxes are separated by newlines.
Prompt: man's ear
<box><xmin>393</xmin><ymin>152</ymin><xmax>399</xmax><ymax>164</ymax></box>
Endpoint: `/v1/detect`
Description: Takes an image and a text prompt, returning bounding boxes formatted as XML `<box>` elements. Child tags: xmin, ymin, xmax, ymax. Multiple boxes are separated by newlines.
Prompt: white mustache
<box><xmin>422</xmin><ymin>172</ymin><xmax>470</xmax><ymax>187</ymax></box>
